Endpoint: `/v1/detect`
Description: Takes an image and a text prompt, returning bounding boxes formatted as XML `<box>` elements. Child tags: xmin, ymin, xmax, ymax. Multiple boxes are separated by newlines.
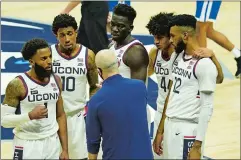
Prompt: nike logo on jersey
<box><xmin>176</xmin><ymin>133</ymin><xmax>180</xmax><ymax>135</ymax></box>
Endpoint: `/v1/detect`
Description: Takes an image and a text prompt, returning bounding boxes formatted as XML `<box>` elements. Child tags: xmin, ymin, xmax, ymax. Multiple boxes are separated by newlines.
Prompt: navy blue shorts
<box><xmin>195</xmin><ymin>0</ymin><xmax>222</xmax><ymax>22</ymax></box>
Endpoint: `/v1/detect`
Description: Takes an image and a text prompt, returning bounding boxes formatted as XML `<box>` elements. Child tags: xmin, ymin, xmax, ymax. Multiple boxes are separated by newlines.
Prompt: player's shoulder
<box><xmin>198</xmin><ymin>57</ymin><xmax>215</xmax><ymax>67</ymax></box>
<box><xmin>6</xmin><ymin>75</ymin><xmax>26</xmax><ymax>96</ymax></box>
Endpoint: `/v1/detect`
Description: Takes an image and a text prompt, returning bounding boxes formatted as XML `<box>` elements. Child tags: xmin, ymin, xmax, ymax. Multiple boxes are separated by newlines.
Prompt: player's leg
<box><xmin>163</xmin><ymin>118</ymin><xmax>204</xmax><ymax>159</ymax></box>
<box><xmin>12</xmin><ymin>136</ymin><xmax>44</xmax><ymax>159</ymax></box>
<box><xmin>195</xmin><ymin>1</ymin><xmax>210</xmax><ymax>47</ymax></box>
<box><xmin>77</xmin><ymin>17</ymin><xmax>90</xmax><ymax>49</ymax></box>
<box><xmin>67</xmin><ymin>111</ymin><xmax>88</xmax><ymax>159</ymax></box>
<box><xmin>196</xmin><ymin>22</ymin><xmax>209</xmax><ymax>47</ymax></box>
<box><xmin>162</xmin><ymin>118</ymin><xmax>183</xmax><ymax>159</ymax></box>
<box><xmin>45</xmin><ymin>133</ymin><xmax>61</xmax><ymax>159</ymax></box>
<box><xmin>83</xmin><ymin>9</ymin><xmax>109</xmax><ymax>54</ymax></box>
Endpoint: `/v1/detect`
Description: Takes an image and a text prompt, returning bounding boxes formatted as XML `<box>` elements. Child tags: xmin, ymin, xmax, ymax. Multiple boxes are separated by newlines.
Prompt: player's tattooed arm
<box><xmin>148</xmin><ymin>47</ymin><xmax>158</xmax><ymax>76</ymax></box>
<box><xmin>87</xmin><ymin>49</ymin><xmax>99</xmax><ymax>98</ymax></box>
<box><xmin>55</xmin><ymin>75</ymin><xmax>69</xmax><ymax>158</ymax></box>
<box><xmin>124</xmin><ymin>45</ymin><xmax>149</xmax><ymax>83</ymax></box>
<box><xmin>2</xmin><ymin>77</ymin><xmax>25</xmax><ymax>107</ymax></box>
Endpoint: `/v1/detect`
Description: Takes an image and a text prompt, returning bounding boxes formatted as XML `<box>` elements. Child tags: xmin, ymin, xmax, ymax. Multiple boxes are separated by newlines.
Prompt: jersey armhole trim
<box><xmin>17</xmin><ymin>75</ymin><xmax>28</xmax><ymax>101</ymax></box>
<box><xmin>53</xmin><ymin>74</ymin><xmax>61</xmax><ymax>94</ymax></box>
<box><xmin>85</xmin><ymin>47</ymin><xmax>89</xmax><ymax>70</ymax></box>
<box><xmin>193</xmin><ymin>59</ymin><xmax>201</xmax><ymax>79</ymax></box>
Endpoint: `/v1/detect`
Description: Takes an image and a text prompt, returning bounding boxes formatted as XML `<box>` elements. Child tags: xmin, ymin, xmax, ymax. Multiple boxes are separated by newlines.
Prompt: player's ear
<box><xmin>130</xmin><ymin>25</ymin><xmax>134</xmax><ymax>32</ymax></box>
<box><xmin>183</xmin><ymin>31</ymin><xmax>188</xmax><ymax>42</ymax></box>
<box><xmin>29</xmin><ymin>59</ymin><xmax>34</xmax><ymax>67</ymax></box>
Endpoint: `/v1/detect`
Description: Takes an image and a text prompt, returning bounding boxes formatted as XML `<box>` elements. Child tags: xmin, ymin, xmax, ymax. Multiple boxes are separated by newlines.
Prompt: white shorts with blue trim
<box><xmin>195</xmin><ymin>0</ymin><xmax>222</xmax><ymax>22</ymax></box>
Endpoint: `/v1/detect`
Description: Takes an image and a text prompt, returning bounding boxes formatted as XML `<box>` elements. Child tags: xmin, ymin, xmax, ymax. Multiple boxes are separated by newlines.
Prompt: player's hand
<box><xmin>193</xmin><ymin>48</ymin><xmax>214</xmax><ymax>59</ymax></box>
<box><xmin>59</xmin><ymin>150</ymin><xmax>69</xmax><ymax>160</ymax></box>
<box><xmin>96</xmin><ymin>81</ymin><xmax>103</xmax><ymax>88</ymax></box>
<box><xmin>28</xmin><ymin>105</ymin><xmax>48</xmax><ymax>120</ymax></box>
<box><xmin>187</xmin><ymin>145</ymin><xmax>201</xmax><ymax>160</ymax></box>
<box><xmin>153</xmin><ymin>132</ymin><xmax>164</xmax><ymax>156</ymax></box>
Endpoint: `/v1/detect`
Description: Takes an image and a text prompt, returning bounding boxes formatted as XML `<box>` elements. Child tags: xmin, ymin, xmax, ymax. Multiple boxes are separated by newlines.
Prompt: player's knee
<box><xmin>196</xmin><ymin>22</ymin><xmax>209</xmax><ymax>35</ymax></box>
<box><xmin>206</xmin><ymin>23</ymin><xmax>215</xmax><ymax>38</ymax></box>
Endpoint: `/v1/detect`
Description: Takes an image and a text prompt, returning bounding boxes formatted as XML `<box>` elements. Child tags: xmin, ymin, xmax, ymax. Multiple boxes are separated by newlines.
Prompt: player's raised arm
<box><xmin>87</xmin><ymin>49</ymin><xmax>99</xmax><ymax>98</ymax></box>
<box><xmin>125</xmin><ymin>45</ymin><xmax>149</xmax><ymax>83</ymax></box>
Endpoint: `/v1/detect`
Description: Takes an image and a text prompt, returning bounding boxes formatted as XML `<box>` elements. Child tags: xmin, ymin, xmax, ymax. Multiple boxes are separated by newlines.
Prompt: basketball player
<box><xmin>51</xmin><ymin>14</ymin><xmax>99</xmax><ymax>159</ymax></box>
<box><xmin>153</xmin><ymin>14</ymin><xmax>219</xmax><ymax>159</ymax></box>
<box><xmin>108</xmin><ymin>3</ymin><xmax>150</xmax><ymax>131</ymax></box>
<box><xmin>195</xmin><ymin>0</ymin><xmax>241</xmax><ymax>78</ymax></box>
<box><xmin>146</xmin><ymin>12</ymin><xmax>223</xmax><ymax>159</ymax></box>
<box><xmin>1</xmin><ymin>38</ymin><xmax>68</xmax><ymax>159</ymax></box>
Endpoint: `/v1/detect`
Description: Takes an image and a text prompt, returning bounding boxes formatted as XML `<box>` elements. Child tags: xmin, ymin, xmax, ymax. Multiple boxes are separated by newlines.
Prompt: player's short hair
<box><xmin>21</xmin><ymin>38</ymin><xmax>49</xmax><ymax>60</ymax></box>
<box><xmin>169</xmin><ymin>14</ymin><xmax>197</xmax><ymax>29</ymax></box>
<box><xmin>113</xmin><ymin>4</ymin><xmax>137</xmax><ymax>24</ymax></box>
<box><xmin>52</xmin><ymin>14</ymin><xmax>78</xmax><ymax>35</ymax></box>
<box><xmin>146</xmin><ymin>12</ymin><xmax>174</xmax><ymax>37</ymax></box>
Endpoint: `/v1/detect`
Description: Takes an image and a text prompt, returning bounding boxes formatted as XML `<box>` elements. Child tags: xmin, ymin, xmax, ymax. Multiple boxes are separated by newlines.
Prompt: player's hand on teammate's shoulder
<box><xmin>59</xmin><ymin>150</ymin><xmax>69</xmax><ymax>160</ymax></box>
<box><xmin>96</xmin><ymin>81</ymin><xmax>103</xmax><ymax>88</ymax></box>
<box><xmin>193</xmin><ymin>47</ymin><xmax>214</xmax><ymax>59</ymax></box>
<box><xmin>28</xmin><ymin>104</ymin><xmax>48</xmax><ymax>120</ymax></box>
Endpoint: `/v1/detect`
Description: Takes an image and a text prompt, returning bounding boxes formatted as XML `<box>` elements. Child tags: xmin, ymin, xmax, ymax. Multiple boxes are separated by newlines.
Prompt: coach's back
<box><xmin>86</xmin><ymin>74</ymin><xmax>153</xmax><ymax>159</ymax></box>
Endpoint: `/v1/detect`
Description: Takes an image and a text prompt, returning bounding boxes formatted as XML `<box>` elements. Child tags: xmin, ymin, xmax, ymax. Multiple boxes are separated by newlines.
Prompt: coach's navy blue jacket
<box><xmin>86</xmin><ymin>74</ymin><xmax>153</xmax><ymax>159</ymax></box>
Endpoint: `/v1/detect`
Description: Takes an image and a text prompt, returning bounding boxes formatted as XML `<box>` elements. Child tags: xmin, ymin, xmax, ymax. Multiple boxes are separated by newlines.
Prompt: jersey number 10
<box><xmin>61</xmin><ymin>76</ymin><xmax>76</xmax><ymax>91</ymax></box>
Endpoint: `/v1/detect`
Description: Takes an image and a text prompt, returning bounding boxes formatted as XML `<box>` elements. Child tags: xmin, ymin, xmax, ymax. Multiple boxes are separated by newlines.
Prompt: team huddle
<box><xmin>1</xmin><ymin>3</ymin><xmax>240</xmax><ymax>160</ymax></box>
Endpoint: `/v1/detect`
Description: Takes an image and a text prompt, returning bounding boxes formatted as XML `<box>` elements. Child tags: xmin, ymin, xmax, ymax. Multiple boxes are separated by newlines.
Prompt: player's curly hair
<box><xmin>169</xmin><ymin>14</ymin><xmax>197</xmax><ymax>29</ymax></box>
<box><xmin>113</xmin><ymin>4</ymin><xmax>136</xmax><ymax>24</ymax></box>
<box><xmin>52</xmin><ymin>14</ymin><xmax>78</xmax><ymax>35</ymax></box>
<box><xmin>146</xmin><ymin>12</ymin><xmax>174</xmax><ymax>37</ymax></box>
<box><xmin>21</xmin><ymin>38</ymin><xmax>49</xmax><ymax>60</ymax></box>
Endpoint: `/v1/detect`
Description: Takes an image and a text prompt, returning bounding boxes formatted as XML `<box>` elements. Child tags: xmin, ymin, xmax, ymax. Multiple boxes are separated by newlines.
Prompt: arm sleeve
<box><xmin>195</xmin><ymin>91</ymin><xmax>214</xmax><ymax>141</ymax></box>
<box><xmin>86</xmin><ymin>98</ymin><xmax>101</xmax><ymax>154</ymax></box>
<box><xmin>195</xmin><ymin>58</ymin><xmax>218</xmax><ymax>92</ymax></box>
<box><xmin>1</xmin><ymin>104</ymin><xmax>30</xmax><ymax>128</ymax></box>
<box><xmin>195</xmin><ymin>58</ymin><xmax>217</xmax><ymax>141</ymax></box>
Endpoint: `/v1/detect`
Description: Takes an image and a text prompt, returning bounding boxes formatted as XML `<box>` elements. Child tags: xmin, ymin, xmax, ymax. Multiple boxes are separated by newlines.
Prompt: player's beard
<box><xmin>175</xmin><ymin>39</ymin><xmax>186</xmax><ymax>54</ymax></box>
<box><xmin>34</xmin><ymin>63</ymin><xmax>52</xmax><ymax>79</ymax></box>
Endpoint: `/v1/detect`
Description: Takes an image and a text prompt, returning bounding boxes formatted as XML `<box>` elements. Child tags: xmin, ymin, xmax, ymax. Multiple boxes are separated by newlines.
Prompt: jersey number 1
<box><xmin>61</xmin><ymin>76</ymin><xmax>75</xmax><ymax>91</ymax></box>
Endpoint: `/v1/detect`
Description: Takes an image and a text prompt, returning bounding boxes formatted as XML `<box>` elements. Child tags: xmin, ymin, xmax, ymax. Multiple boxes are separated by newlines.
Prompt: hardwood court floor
<box><xmin>1</xmin><ymin>2</ymin><xmax>240</xmax><ymax>159</ymax></box>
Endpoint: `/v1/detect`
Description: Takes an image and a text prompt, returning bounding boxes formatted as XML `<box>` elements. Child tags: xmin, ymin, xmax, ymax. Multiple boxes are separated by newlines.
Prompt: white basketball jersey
<box><xmin>51</xmin><ymin>44</ymin><xmax>88</xmax><ymax>114</ymax></box>
<box><xmin>109</xmin><ymin>39</ymin><xmax>143</xmax><ymax>79</ymax></box>
<box><xmin>166</xmin><ymin>51</ymin><xmax>201</xmax><ymax>122</ymax></box>
<box><xmin>154</xmin><ymin>50</ymin><xmax>172</xmax><ymax>112</ymax></box>
<box><xmin>13</xmin><ymin>73</ymin><xmax>60</xmax><ymax>140</ymax></box>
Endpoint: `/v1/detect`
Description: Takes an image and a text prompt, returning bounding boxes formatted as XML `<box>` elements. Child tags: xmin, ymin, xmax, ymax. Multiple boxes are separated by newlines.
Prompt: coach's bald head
<box><xmin>96</xmin><ymin>49</ymin><xmax>119</xmax><ymax>80</ymax></box>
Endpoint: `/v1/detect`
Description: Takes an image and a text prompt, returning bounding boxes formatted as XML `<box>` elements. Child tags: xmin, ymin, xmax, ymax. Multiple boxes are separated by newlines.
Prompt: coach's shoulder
<box><xmin>125</xmin><ymin>78</ymin><xmax>146</xmax><ymax>87</ymax></box>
